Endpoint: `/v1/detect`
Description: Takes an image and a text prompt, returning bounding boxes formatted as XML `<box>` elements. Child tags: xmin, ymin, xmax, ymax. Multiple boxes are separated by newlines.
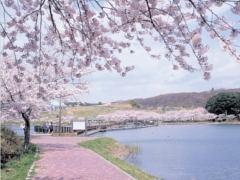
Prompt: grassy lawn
<box><xmin>39</xmin><ymin>105</ymin><xmax>162</xmax><ymax>120</ymax></box>
<box><xmin>1</xmin><ymin>143</ymin><xmax>39</xmax><ymax>180</ymax></box>
<box><xmin>39</xmin><ymin>106</ymin><xmax>115</xmax><ymax>125</ymax></box>
<box><xmin>37</xmin><ymin>105</ymin><xmax>133</xmax><ymax>125</ymax></box>
<box><xmin>78</xmin><ymin>137</ymin><xmax>162</xmax><ymax>180</ymax></box>
<box><xmin>41</xmin><ymin>104</ymin><xmax>133</xmax><ymax>120</ymax></box>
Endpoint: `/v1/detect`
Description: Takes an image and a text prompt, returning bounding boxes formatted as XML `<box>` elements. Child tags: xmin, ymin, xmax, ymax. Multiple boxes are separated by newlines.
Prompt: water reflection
<box><xmin>127</xmin><ymin>141</ymin><xmax>142</xmax><ymax>167</ymax></box>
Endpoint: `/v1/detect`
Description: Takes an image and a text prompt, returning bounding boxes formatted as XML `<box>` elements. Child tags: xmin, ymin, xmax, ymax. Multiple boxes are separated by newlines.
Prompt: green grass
<box><xmin>40</xmin><ymin>104</ymin><xmax>134</xmax><ymax>120</ymax></box>
<box><xmin>1</xmin><ymin>143</ymin><xmax>39</xmax><ymax>180</ymax></box>
<box><xmin>78</xmin><ymin>137</ymin><xmax>162</xmax><ymax>180</ymax></box>
<box><xmin>40</xmin><ymin>106</ymin><xmax>116</xmax><ymax>122</ymax></box>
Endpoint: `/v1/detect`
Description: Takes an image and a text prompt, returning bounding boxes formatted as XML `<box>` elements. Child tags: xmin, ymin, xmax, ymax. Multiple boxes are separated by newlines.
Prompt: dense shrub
<box><xmin>1</xmin><ymin>127</ymin><xmax>22</xmax><ymax>164</ymax></box>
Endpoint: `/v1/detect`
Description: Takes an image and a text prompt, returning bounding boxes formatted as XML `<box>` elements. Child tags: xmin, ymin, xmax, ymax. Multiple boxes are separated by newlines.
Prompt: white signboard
<box><xmin>72</xmin><ymin>120</ymin><xmax>86</xmax><ymax>130</ymax></box>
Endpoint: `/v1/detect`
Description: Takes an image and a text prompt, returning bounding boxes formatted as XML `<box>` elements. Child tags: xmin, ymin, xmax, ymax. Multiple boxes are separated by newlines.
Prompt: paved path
<box><xmin>31</xmin><ymin>136</ymin><xmax>135</xmax><ymax>180</ymax></box>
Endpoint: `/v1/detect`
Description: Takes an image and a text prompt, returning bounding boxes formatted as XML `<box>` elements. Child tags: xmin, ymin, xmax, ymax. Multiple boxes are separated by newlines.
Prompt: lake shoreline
<box><xmin>78</xmin><ymin>137</ymin><xmax>160</xmax><ymax>180</ymax></box>
<box><xmin>160</xmin><ymin>121</ymin><xmax>240</xmax><ymax>125</ymax></box>
<box><xmin>93</xmin><ymin>124</ymin><xmax>240</xmax><ymax>180</ymax></box>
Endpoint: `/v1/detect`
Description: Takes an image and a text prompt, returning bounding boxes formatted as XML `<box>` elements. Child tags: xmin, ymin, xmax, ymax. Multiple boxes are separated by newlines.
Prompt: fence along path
<box><xmin>31</xmin><ymin>136</ymin><xmax>135</xmax><ymax>180</ymax></box>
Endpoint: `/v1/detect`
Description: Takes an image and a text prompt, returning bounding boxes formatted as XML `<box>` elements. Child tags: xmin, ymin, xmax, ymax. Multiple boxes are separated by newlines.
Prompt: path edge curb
<box><xmin>85</xmin><ymin>148</ymin><xmax>136</xmax><ymax>180</ymax></box>
<box><xmin>25</xmin><ymin>146</ymin><xmax>40</xmax><ymax>180</ymax></box>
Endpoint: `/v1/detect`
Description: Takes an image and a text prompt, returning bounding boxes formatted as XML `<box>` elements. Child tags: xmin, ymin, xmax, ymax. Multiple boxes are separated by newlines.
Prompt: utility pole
<box><xmin>58</xmin><ymin>95</ymin><xmax>62</xmax><ymax>136</ymax></box>
<box><xmin>84</xmin><ymin>118</ymin><xmax>87</xmax><ymax>136</ymax></box>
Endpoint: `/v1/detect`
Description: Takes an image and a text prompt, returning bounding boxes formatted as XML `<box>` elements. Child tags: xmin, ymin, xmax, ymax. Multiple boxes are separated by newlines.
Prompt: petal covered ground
<box><xmin>31</xmin><ymin>136</ymin><xmax>135</xmax><ymax>180</ymax></box>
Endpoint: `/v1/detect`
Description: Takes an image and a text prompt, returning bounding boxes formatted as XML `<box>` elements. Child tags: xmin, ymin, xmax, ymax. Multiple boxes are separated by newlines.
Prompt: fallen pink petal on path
<box><xmin>31</xmin><ymin>136</ymin><xmax>135</xmax><ymax>180</ymax></box>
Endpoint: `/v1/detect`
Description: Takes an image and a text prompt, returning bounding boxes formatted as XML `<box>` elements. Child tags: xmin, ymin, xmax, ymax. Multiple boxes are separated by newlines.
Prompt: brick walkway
<box><xmin>31</xmin><ymin>136</ymin><xmax>135</xmax><ymax>180</ymax></box>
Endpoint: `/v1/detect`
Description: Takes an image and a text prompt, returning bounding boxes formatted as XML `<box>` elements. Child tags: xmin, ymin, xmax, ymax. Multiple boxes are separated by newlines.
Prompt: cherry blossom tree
<box><xmin>97</xmin><ymin>110</ymin><xmax>163</xmax><ymax>122</ymax></box>
<box><xmin>1</xmin><ymin>0</ymin><xmax>240</xmax><ymax>81</ymax></box>
<box><xmin>97</xmin><ymin>107</ymin><xmax>217</xmax><ymax>123</ymax></box>
<box><xmin>1</xmin><ymin>0</ymin><xmax>240</xmax><ymax>146</ymax></box>
<box><xmin>1</xmin><ymin>56</ymin><xmax>92</xmax><ymax>148</ymax></box>
<box><xmin>159</xmin><ymin>107</ymin><xmax>217</xmax><ymax>122</ymax></box>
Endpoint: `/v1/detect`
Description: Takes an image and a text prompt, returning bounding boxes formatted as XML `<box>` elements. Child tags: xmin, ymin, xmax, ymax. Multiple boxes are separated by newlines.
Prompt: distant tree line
<box><xmin>134</xmin><ymin>88</ymin><xmax>240</xmax><ymax>109</ymax></box>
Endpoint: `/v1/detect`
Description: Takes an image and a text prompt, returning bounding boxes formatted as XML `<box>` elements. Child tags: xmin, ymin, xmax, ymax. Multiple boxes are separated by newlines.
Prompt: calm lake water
<box><xmin>92</xmin><ymin>124</ymin><xmax>240</xmax><ymax>180</ymax></box>
<box><xmin>9</xmin><ymin>126</ymin><xmax>35</xmax><ymax>137</ymax></box>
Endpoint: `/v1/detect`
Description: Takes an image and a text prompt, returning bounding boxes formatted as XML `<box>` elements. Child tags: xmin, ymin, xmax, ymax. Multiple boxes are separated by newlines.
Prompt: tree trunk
<box><xmin>22</xmin><ymin>110</ymin><xmax>31</xmax><ymax>149</ymax></box>
<box><xmin>24</xmin><ymin>122</ymin><xmax>30</xmax><ymax>149</ymax></box>
<box><xmin>235</xmin><ymin>112</ymin><xmax>240</xmax><ymax>121</ymax></box>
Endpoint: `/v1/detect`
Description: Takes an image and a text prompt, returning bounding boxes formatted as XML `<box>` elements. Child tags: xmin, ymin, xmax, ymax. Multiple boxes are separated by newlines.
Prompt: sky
<box><xmin>77</xmin><ymin>1</ymin><xmax>240</xmax><ymax>104</ymax></box>
<box><xmin>79</xmin><ymin>42</ymin><xmax>240</xmax><ymax>103</ymax></box>
<box><xmin>1</xmin><ymin>1</ymin><xmax>239</xmax><ymax>105</ymax></box>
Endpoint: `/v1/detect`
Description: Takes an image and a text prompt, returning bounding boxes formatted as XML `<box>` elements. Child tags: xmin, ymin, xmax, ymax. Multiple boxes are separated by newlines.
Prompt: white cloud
<box><xmin>80</xmin><ymin>40</ymin><xmax>240</xmax><ymax>103</ymax></box>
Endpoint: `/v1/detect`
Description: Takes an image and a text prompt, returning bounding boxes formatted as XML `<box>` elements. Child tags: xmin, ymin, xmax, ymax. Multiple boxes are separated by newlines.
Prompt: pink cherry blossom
<box><xmin>0</xmin><ymin>0</ymin><xmax>239</xmax><ymax>81</ymax></box>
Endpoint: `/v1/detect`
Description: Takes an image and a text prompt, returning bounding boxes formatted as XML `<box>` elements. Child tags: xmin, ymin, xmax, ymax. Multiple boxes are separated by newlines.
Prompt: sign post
<box><xmin>85</xmin><ymin>119</ymin><xmax>87</xmax><ymax>136</ymax></box>
<box><xmin>72</xmin><ymin>120</ymin><xmax>86</xmax><ymax>136</ymax></box>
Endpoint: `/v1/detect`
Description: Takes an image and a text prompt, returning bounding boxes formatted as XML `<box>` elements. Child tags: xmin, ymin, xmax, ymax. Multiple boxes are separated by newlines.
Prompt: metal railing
<box><xmin>34</xmin><ymin>125</ymin><xmax>72</xmax><ymax>134</ymax></box>
<box><xmin>53</xmin><ymin>126</ymin><xmax>72</xmax><ymax>133</ymax></box>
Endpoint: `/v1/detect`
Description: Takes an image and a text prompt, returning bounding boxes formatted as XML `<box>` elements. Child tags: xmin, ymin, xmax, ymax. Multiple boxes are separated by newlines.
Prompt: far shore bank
<box><xmin>160</xmin><ymin>121</ymin><xmax>240</xmax><ymax>125</ymax></box>
<box><xmin>4</xmin><ymin>120</ymin><xmax>240</xmax><ymax>126</ymax></box>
